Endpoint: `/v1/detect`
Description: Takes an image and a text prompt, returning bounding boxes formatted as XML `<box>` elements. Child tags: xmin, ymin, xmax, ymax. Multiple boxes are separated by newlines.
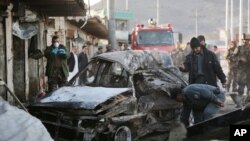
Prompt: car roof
<box><xmin>95</xmin><ymin>50</ymin><xmax>173</xmax><ymax>74</ymax></box>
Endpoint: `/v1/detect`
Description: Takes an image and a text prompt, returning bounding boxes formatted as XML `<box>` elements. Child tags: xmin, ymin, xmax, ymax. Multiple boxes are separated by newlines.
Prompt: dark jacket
<box><xmin>67</xmin><ymin>52</ymin><xmax>75</xmax><ymax>72</ymax></box>
<box><xmin>182</xmin><ymin>48</ymin><xmax>226</xmax><ymax>86</ymax></box>
<box><xmin>78</xmin><ymin>52</ymin><xmax>88</xmax><ymax>71</ymax></box>
<box><xmin>44</xmin><ymin>44</ymin><xmax>69</xmax><ymax>77</ymax></box>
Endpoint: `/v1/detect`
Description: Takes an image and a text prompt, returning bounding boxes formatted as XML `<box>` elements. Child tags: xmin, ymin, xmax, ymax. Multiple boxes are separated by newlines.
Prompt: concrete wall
<box><xmin>13</xmin><ymin>36</ymin><xmax>25</xmax><ymax>101</ymax></box>
<box><xmin>28</xmin><ymin>56</ymin><xmax>39</xmax><ymax>101</ymax></box>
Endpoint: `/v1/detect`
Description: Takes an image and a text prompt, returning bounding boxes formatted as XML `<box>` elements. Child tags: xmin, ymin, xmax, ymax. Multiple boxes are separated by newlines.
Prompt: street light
<box><xmin>248</xmin><ymin>0</ymin><xmax>250</xmax><ymax>33</ymax></box>
<box><xmin>190</xmin><ymin>9</ymin><xmax>204</xmax><ymax>37</ymax></box>
<box><xmin>225</xmin><ymin>0</ymin><xmax>229</xmax><ymax>47</ymax></box>
<box><xmin>230</xmin><ymin>0</ymin><xmax>234</xmax><ymax>41</ymax></box>
<box><xmin>239</xmin><ymin>0</ymin><xmax>243</xmax><ymax>45</ymax></box>
<box><xmin>156</xmin><ymin>0</ymin><xmax>159</xmax><ymax>24</ymax></box>
<box><xmin>126</xmin><ymin>0</ymin><xmax>128</xmax><ymax>10</ymax></box>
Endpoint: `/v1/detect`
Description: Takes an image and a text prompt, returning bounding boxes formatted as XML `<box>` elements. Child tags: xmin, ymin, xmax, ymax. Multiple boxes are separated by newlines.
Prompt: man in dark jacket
<box><xmin>78</xmin><ymin>45</ymin><xmax>89</xmax><ymax>85</ymax></box>
<box><xmin>44</xmin><ymin>36</ymin><xmax>69</xmax><ymax>92</ymax></box>
<box><xmin>67</xmin><ymin>45</ymin><xmax>78</xmax><ymax>81</ymax></box>
<box><xmin>179</xmin><ymin>37</ymin><xmax>226</xmax><ymax>87</ymax></box>
<box><xmin>171</xmin><ymin>84</ymin><xmax>225</xmax><ymax>126</ymax></box>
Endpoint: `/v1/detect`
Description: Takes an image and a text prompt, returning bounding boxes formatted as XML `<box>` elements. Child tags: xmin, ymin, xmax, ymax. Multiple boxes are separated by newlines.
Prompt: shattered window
<box><xmin>98</xmin><ymin>62</ymin><xmax>129</xmax><ymax>87</ymax></box>
<box><xmin>71</xmin><ymin>60</ymin><xmax>100</xmax><ymax>86</ymax></box>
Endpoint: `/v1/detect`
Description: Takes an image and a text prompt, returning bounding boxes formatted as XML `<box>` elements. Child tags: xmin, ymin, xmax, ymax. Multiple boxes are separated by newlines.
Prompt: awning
<box><xmin>68</xmin><ymin>17</ymin><xmax>108</xmax><ymax>39</ymax></box>
<box><xmin>0</xmin><ymin>0</ymin><xmax>9</xmax><ymax>6</ymax></box>
<box><xmin>1</xmin><ymin>0</ymin><xmax>86</xmax><ymax>16</ymax></box>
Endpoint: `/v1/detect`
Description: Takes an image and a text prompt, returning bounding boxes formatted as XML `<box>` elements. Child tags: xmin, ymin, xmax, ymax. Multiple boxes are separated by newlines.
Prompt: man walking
<box><xmin>237</xmin><ymin>34</ymin><xmax>250</xmax><ymax>96</ymax></box>
<box><xmin>226</xmin><ymin>41</ymin><xmax>238</xmax><ymax>92</ymax></box>
<box><xmin>179</xmin><ymin>37</ymin><xmax>226</xmax><ymax>87</ymax></box>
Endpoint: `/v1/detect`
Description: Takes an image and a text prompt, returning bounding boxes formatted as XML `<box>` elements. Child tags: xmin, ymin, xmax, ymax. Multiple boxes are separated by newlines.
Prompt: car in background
<box><xmin>28</xmin><ymin>50</ymin><xmax>187</xmax><ymax>141</ymax></box>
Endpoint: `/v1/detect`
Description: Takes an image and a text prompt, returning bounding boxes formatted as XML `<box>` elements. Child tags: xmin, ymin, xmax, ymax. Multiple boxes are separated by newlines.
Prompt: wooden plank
<box><xmin>38</xmin><ymin>21</ymin><xmax>46</xmax><ymax>92</ymax></box>
<box><xmin>5</xmin><ymin>4</ymin><xmax>14</xmax><ymax>103</ymax></box>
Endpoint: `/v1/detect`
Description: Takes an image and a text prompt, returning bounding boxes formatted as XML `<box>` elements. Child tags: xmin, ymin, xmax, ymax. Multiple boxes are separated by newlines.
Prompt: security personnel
<box><xmin>44</xmin><ymin>36</ymin><xmax>69</xmax><ymax>92</ymax></box>
<box><xmin>226</xmin><ymin>41</ymin><xmax>238</xmax><ymax>92</ymax></box>
<box><xmin>236</xmin><ymin>33</ymin><xmax>250</xmax><ymax>96</ymax></box>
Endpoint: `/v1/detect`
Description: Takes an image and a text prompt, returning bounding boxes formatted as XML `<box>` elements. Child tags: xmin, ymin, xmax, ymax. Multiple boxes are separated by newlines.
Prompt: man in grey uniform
<box><xmin>171</xmin><ymin>84</ymin><xmax>225</xmax><ymax>127</ymax></box>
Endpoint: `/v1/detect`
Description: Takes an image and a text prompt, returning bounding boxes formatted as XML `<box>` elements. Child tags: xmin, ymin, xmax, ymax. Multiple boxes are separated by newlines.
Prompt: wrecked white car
<box><xmin>0</xmin><ymin>97</ymin><xmax>53</xmax><ymax>141</ymax></box>
<box><xmin>28</xmin><ymin>50</ymin><xmax>187</xmax><ymax>141</ymax></box>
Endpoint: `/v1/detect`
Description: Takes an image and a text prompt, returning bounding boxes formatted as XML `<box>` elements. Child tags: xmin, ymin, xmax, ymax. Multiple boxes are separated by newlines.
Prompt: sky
<box><xmin>89</xmin><ymin>0</ymin><xmax>249</xmax><ymax>43</ymax></box>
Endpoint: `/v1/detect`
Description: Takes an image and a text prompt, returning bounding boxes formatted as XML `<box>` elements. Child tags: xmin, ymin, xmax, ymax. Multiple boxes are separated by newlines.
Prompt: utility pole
<box><xmin>248</xmin><ymin>0</ymin><xmax>250</xmax><ymax>33</ymax></box>
<box><xmin>156</xmin><ymin>0</ymin><xmax>159</xmax><ymax>24</ymax></box>
<box><xmin>107</xmin><ymin>0</ymin><xmax>116</xmax><ymax>49</ymax></box>
<box><xmin>230</xmin><ymin>0</ymin><xmax>234</xmax><ymax>41</ymax></box>
<box><xmin>195</xmin><ymin>9</ymin><xmax>198</xmax><ymax>36</ymax></box>
<box><xmin>225</xmin><ymin>0</ymin><xmax>229</xmax><ymax>47</ymax></box>
<box><xmin>190</xmin><ymin>9</ymin><xmax>204</xmax><ymax>37</ymax></box>
<box><xmin>126</xmin><ymin>0</ymin><xmax>128</xmax><ymax>10</ymax></box>
<box><xmin>239</xmin><ymin>0</ymin><xmax>243</xmax><ymax>45</ymax></box>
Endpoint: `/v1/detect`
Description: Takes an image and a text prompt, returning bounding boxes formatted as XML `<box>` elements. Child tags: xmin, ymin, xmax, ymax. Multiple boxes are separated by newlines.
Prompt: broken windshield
<box><xmin>136</xmin><ymin>30</ymin><xmax>174</xmax><ymax>46</ymax></box>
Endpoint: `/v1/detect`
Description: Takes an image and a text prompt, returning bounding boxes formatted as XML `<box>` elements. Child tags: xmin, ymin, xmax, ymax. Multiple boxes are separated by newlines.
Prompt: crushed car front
<box><xmin>29</xmin><ymin>50</ymin><xmax>187</xmax><ymax>141</ymax></box>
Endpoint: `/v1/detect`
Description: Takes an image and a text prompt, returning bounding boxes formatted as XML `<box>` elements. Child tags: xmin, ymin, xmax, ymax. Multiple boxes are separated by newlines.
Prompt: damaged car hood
<box><xmin>38</xmin><ymin>86</ymin><xmax>130</xmax><ymax>109</ymax></box>
<box><xmin>96</xmin><ymin>50</ymin><xmax>173</xmax><ymax>74</ymax></box>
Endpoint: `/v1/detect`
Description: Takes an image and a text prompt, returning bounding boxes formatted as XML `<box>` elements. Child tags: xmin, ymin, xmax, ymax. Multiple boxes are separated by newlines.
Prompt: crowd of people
<box><xmin>44</xmin><ymin>34</ymin><xmax>250</xmax><ymax>127</ymax></box>
<box><xmin>171</xmin><ymin>34</ymin><xmax>250</xmax><ymax>126</ymax></box>
<box><xmin>44</xmin><ymin>35</ymin><xmax>131</xmax><ymax>92</ymax></box>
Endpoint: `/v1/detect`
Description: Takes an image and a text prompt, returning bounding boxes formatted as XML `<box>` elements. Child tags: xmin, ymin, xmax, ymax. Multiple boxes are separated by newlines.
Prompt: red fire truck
<box><xmin>129</xmin><ymin>19</ymin><xmax>176</xmax><ymax>53</ymax></box>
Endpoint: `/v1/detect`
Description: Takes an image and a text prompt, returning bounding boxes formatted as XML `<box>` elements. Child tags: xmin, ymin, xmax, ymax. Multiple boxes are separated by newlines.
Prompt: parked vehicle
<box><xmin>28</xmin><ymin>50</ymin><xmax>187</xmax><ymax>141</ymax></box>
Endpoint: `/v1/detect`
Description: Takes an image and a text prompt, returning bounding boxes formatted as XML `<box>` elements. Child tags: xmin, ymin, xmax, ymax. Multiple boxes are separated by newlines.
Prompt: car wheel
<box><xmin>114</xmin><ymin>126</ymin><xmax>132</xmax><ymax>141</ymax></box>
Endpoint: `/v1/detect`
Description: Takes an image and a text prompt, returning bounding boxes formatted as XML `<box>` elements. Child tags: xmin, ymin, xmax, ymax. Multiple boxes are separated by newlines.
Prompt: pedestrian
<box><xmin>179</xmin><ymin>37</ymin><xmax>226</xmax><ymax>87</ymax></box>
<box><xmin>171</xmin><ymin>84</ymin><xmax>225</xmax><ymax>127</ymax></box>
<box><xmin>78</xmin><ymin>45</ymin><xmax>89</xmax><ymax>85</ymax></box>
<box><xmin>94</xmin><ymin>46</ymin><xmax>103</xmax><ymax>56</ymax></box>
<box><xmin>106</xmin><ymin>44</ymin><xmax>113</xmax><ymax>52</ymax></box>
<box><xmin>236</xmin><ymin>33</ymin><xmax>250</xmax><ymax>96</ymax></box>
<box><xmin>183</xmin><ymin>42</ymin><xmax>192</xmax><ymax>57</ymax></box>
<box><xmin>197</xmin><ymin>35</ymin><xmax>210</xmax><ymax>49</ymax></box>
<box><xmin>67</xmin><ymin>45</ymin><xmax>79</xmax><ymax>81</ymax></box>
<box><xmin>226</xmin><ymin>41</ymin><xmax>238</xmax><ymax>92</ymax></box>
<box><xmin>123</xmin><ymin>43</ymin><xmax>130</xmax><ymax>50</ymax></box>
<box><xmin>213</xmin><ymin>45</ymin><xmax>221</xmax><ymax>61</ymax></box>
<box><xmin>44</xmin><ymin>36</ymin><xmax>69</xmax><ymax>92</ymax></box>
<box><xmin>171</xmin><ymin>42</ymin><xmax>185</xmax><ymax>66</ymax></box>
